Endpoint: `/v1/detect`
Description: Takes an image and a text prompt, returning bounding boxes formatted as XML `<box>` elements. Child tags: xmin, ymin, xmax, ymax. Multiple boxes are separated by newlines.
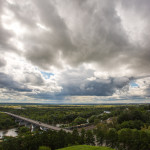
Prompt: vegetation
<box><xmin>39</xmin><ymin>146</ymin><xmax>51</xmax><ymax>150</ymax></box>
<box><xmin>0</xmin><ymin>129</ymin><xmax>96</xmax><ymax>150</ymax></box>
<box><xmin>73</xmin><ymin>117</ymin><xmax>86</xmax><ymax>125</ymax></box>
<box><xmin>0</xmin><ymin>105</ymin><xmax>108</xmax><ymax>126</ymax></box>
<box><xmin>18</xmin><ymin>126</ymin><xmax>30</xmax><ymax>135</ymax></box>
<box><xmin>57</xmin><ymin>145</ymin><xmax>115</xmax><ymax>150</ymax></box>
<box><xmin>0</xmin><ymin>112</ymin><xmax>17</xmax><ymax>129</ymax></box>
<box><xmin>0</xmin><ymin>104</ymin><xmax>150</xmax><ymax>150</ymax></box>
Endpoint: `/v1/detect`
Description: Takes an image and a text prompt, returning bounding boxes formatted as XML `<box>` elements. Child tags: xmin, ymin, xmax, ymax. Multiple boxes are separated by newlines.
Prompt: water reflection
<box><xmin>0</xmin><ymin>128</ymin><xmax>18</xmax><ymax>139</ymax></box>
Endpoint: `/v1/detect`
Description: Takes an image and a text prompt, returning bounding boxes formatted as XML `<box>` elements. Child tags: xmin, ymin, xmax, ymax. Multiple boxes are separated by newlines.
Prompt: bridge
<box><xmin>4</xmin><ymin>112</ymin><xmax>72</xmax><ymax>133</ymax></box>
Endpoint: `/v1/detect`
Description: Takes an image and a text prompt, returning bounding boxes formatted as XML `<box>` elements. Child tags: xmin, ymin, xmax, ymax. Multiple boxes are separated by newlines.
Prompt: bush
<box><xmin>73</xmin><ymin>117</ymin><xmax>86</xmax><ymax>125</ymax></box>
<box><xmin>39</xmin><ymin>146</ymin><xmax>51</xmax><ymax>150</ymax></box>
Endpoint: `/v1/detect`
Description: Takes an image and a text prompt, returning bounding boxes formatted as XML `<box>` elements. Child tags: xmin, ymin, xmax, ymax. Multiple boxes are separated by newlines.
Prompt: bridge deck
<box><xmin>4</xmin><ymin>112</ymin><xmax>72</xmax><ymax>133</ymax></box>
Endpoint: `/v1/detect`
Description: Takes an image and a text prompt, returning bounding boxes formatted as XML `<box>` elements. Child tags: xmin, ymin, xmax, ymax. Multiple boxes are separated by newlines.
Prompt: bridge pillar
<box><xmin>25</xmin><ymin>122</ymin><xmax>31</xmax><ymax>128</ymax></box>
<box><xmin>19</xmin><ymin>120</ymin><xmax>27</xmax><ymax>126</ymax></box>
<box><xmin>40</xmin><ymin>126</ymin><xmax>48</xmax><ymax>131</ymax></box>
<box><xmin>15</xmin><ymin>119</ymin><xmax>21</xmax><ymax>123</ymax></box>
<box><xmin>30</xmin><ymin>124</ymin><xmax>38</xmax><ymax>132</ymax></box>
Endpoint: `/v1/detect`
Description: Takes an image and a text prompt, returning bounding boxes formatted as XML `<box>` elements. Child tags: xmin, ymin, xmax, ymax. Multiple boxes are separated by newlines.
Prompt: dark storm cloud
<box><xmin>56</xmin><ymin>0</ymin><xmax>130</xmax><ymax>67</ymax></box>
<box><xmin>130</xmin><ymin>75</ymin><xmax>150</xmax><ymax>80</ymax></box>
<box><xmin>0</xmin><ymin>26</ymin><xmax>14</xmax><ymax>51</ymax></box>
<box><xmin>119</xmin><ymin>0</ymin><xmax>150</xmax><ymax>73</ymax></box>
<box><xmin>1</xmin><ymin>0</ymin><xmax>150</xmax><ymax>74</ymax></box>
<box><xmin>120</xmin><ymin>0</ymin><xmax>150</xmax><ymax>16</ymax></box>
<box><xmin>27</xmin><ymin>92</ymin><xmax>63</xmax><ymax>100</ymax></box>
<box><xmin>1</xmin><ymin>0</ymin><xmax>150</xmax><ymax>103</ymax></box>
<box><xmin>28</xmin><ymin>70</ymin><xmax>150</xmax><ymax>100</ymax></box>
<box><xmin>7</xmin><ymin>1</ymin><xmax>37</xmax><ymax>28</ymax></box>
<box><xmin>0</xmin><ymin>57</ymin><xmax>6</xmax><ymax>67</ymax></box>
<box><xmin>146</xmin><ymin>86</ymin><xmax>150</xmax><ymax>97</ymax></box>
<box><xmin>25</xmin><ymin>46</ymin><xmax>63</xmax><ymax>69</ymax></box>
<box><xmin>22</xmin><ymin>72</ymin><xmax>44</xmax><ymax>86</ymax></box>
<box><xmin>23</xmin><ymin>0</ymin><xmax>76</xmax><ymax>69</ymax></box>
<box><xmin>0</xmin><ymin>0</ymin><xmax>19</xmax><ymax>53</ymax></box>
<box><xmin>28</xmin><ymin>76</ymin><xmax>130</xmax><ymax>100</ymax></box>
<box><xmin>0</xmin><ymin>72</ymin><xmax>31</xmax><ymax>92</ymax></box>
<box><xmin>62</xmin><ymin>80</ymin><xmax>110</xmax><ymax>96</ymax></box>
<box><xmin>41</xmin><ymin>0</ymin><xmax>128</xmax><ymax>69</ymax></box>
<box><xmin>60</xmin><ymin>77</ymin><xmax>130</xmax><ymax>97</ymax></box>
<box><xmin>5</xmin><ymin>0</ymin><xmax>129</xmax><ymax>70</ymax></box>
<box><xmin>28</xmin><ymin>67</ymin><xmax>131</xmax><ymax>100</ymax></box>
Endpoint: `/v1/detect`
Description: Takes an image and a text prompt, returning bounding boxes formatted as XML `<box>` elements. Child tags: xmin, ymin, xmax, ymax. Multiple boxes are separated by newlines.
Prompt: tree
<box><xmin>118</xmin><ymin>128</ymin><xmax>132</xmax><ymax>150</ymax></box>
<box><xmin>85</xmin><ymin>130</ymin><xmax>95</xmax><ymax>145</ymax></box>
<box><xmin>18</xmin><ymin>126</ymin><xmax>30</xmax><ymax>134</ymax></box>
<box><xmin>118</xmin><ymin>120</ymin><xmax>144</xmax><ymax>130</ymax></box>
<box><xmin>72</xmin><ymin>129</ymin><xmax>80</xmax><ymax>144</ymax></box>
<box><xmin>73</xmin><ymin>117</ymin><xmax>86</xmax><ymax>125</ymax></box>
<box><xmin>95</xmin><ymin>124</ymin><xmax>107</xmax><ymax>145</ymax></box>
<box><xmin>89</xmin><ymin>115</ymin><xmax>97</xmax><ymax>123</ymax></box>
<box><xmin>39</xmin><ymin>146</ymin><xmax>51</xmax><ymax>150</ymax></box>
<box><xmin>106</xmin><ymin>128</ymin><xmax>118</xmax><ymax>148</ymax></box>
<box><xmin>131</xmin><ymin>129</ymin><xmax>140</xmax><ymax>150</ymax></box>
<box><xmin>139</xmin><ymin>131</ymin><xmax>150</xmax><ymax>150</ymax></box>
<box><xmin>80</xmin><ymin>129</ymin><xmax>86</xmax><ymax>144</ymax></box>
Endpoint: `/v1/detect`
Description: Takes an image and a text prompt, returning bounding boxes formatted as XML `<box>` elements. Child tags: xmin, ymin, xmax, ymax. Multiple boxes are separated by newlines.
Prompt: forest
<box><xmin>0</xmin><ymin>113</ymin><xmax>17</xmax><ymax>130</ymax></box>
<box><xmin>0</xmin><ymin>104</ymin><xmax>150</xmax><ymax>150</ymax></box>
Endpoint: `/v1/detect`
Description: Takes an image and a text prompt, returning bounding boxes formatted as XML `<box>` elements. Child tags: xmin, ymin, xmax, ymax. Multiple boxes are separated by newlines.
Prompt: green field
<box><xmin>57</xmin><ymin>145</ymin><xmax>115</xmax><ymax>150</ymax></box>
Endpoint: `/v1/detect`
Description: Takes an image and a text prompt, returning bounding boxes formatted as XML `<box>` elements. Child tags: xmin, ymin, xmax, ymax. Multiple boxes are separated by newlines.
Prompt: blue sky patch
<box><xmin>41</xmin><ymin>71</ymin><xmax>54</xmax><ymax>79</ymax></box>
<box><xmin>130</xmin><ymin>81</ymin><xmax>139</xmax><ymax>87</ymax></box>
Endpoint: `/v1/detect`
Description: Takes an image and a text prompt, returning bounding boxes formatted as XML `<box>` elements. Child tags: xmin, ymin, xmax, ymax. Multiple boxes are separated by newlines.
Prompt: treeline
<box><xmin>1</xmin><ymin>127</ymin><xmax>150</xmax><ymax>150</ymax></box>
<box><xmin>116</xmin><ymin>109</ymin><xmax>150</xmax><ymax>130</ymax></box>
<box><xmin>0</xmin><ymin>129</ymin><xmax>94</xmax><ymax>150</ymax></box>
<box><xmin>1</xmin><ymin>104</ymin><xmax>150</xmax><ymax>150</ymax></box>
<box><xmin>0</xmin><ymin>105</ymin><xmax>116</xmax><ymax>125</ymax></box>
<box><xmin>95</xmin><ymin>125</ymin><xmax>150</xmax><ymax>150</ymax></box>
<box><xmin>93</xmin><ymin>106</ymin><xmax>150</xmax><ymax>150</ymax></box>
<box><xmin>0</xmin><ymin>113</ymin><xmax>17</xmax><ymax>130</ymax></box>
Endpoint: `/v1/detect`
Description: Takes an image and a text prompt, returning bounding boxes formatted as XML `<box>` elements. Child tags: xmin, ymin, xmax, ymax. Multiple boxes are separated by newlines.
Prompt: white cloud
<box><xmin>0</xmin><ymin>0</ymin><xmax>150</xmax><ymax>103</ymax></box>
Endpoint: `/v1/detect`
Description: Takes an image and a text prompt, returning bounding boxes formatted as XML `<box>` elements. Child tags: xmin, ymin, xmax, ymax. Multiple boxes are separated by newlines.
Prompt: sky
<box><xmin>0</xmin><ymin>0</ymin><xmax>150</xmax><ymax>103</ymax></box>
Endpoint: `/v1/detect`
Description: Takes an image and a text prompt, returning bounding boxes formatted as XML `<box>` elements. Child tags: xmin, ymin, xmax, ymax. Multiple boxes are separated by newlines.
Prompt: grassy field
<box><xmin>57</xmin><ymin>145</ymin><xmax>115</xmax><ymax>150</ymax></box>
<box><xmin>0</xmin><ymin>104</ymin><xmax>127</xmax><ymax>108</ymax></box>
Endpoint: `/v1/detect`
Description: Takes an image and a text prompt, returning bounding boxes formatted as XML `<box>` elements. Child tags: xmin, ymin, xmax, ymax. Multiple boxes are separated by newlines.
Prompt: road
<box><xmin>4</xmin><ymin>112</ymin><xmax>72</xmax><ymax>133</ymax></box>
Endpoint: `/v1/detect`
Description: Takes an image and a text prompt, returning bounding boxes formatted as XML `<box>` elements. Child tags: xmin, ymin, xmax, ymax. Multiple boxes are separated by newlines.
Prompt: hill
<box><xmin>57</xmin><ymin>145</ymin><xmax>115</xmax><ymax>150</ymax></box>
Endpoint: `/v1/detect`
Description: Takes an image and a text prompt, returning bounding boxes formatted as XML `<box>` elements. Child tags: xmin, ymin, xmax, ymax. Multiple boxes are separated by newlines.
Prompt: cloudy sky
<box><xmin>0</xmin><ymin>0</ymin><xmax>150</xmax><ymax>103</ymax></box>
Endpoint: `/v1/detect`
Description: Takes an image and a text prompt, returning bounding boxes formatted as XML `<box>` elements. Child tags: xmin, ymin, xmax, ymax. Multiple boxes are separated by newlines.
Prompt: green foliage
<box><xmin>0</xmin><ymin>129</ymin><xmax>95</xmax><ymax>150</ymax></box>
<box><xmin>117</xmin><ymin>109</ymin><xmax>148</xmax><ymax>124</ymax></box>
<box><xmin>1</xmin><ymin>104</ymin><xmax>150</xmax><ymax>150</ymax></box>
<box><xmin>57</xmin><ymin>145</ymin><xmax>115</xmax><ymax>150</ymax></box>
<box><xmin>118</xmin><ymin>128</ymin><xmax>131</xmax><ymax>148</ymax></box>
<box><xmin>18</xmin><ymin>126</ymin><xmax>30</xmax><ymax>134</ymax></box>
<box><xmin>95</xmin><ymin>123</ymin><xmax>108</xmax><ymax>145</ymax></box>
<box><xmin>117</xmin><ymin>120</ymin><xmax>144</xmax><ymax>130</ymax></box>
<box><xmin>0</xmin><ymin>105</ymin><xmax>106</xmax><ymax>125</ymax></box>
<box><xmin>85</xmin><ymin>130</ymin><xmax>95</xmax><ymax>145</ymax></box>
<box><xmin>106</xmin><ymin>128</ymin><xmax>118</xmax><ymax>148</ymax></box>
<box><xmin>80</xmin><ymin>129</ymin><xmax>86</xmax><ymax>144</ymax></box>
<box><xmin>39</xmin><ymin>146</ymin><xmax>51</xmax><ymax>150</ymax></box>
<box><xmin>0</xmin><ymin>113</ymin><xmax>17</xmax><ymax>129</ymax></box>
<box><xmin>89</xmin><ymin>115</ymin><xmax>97</xmax><ymax>123</ymax></box>
<box><xmin>72</xmin><ymin>129</ymin><xmax>80</xmax><ymax>144</ymax></box>
<box><xmin>88</xmin><ymin>115</ymin><xmax>100</xmax><ymax>125</ymax></box>
<box><xmin>94</xmin><ymin>118</ymin><xmax>100</xmax><ymax>125</ymax></box>
<box><xmin>73</xmin><ymin>117</ymin><xmax>86</xmax><ymax>125</ymax></box>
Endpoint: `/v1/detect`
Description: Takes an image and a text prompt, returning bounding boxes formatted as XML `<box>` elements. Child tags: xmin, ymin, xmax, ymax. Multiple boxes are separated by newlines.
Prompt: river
<box><xmin>0</xmin><ymin>128</ymin><xmax>18</xmax><ymax>139</ymax></box>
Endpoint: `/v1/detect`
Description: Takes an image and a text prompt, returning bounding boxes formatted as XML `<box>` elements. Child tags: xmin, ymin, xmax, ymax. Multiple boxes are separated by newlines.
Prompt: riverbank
<box><xmin>0</xmin><ymin>128</ymin><xmax>18</xmax><ymax>139</ymax></box>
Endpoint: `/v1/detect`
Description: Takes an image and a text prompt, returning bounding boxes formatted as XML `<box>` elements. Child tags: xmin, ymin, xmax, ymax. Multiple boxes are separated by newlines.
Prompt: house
<box><xmin>104</xmin><ymin>111</ymin><xmax>111</xmax><ymax>114</ymax></box>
